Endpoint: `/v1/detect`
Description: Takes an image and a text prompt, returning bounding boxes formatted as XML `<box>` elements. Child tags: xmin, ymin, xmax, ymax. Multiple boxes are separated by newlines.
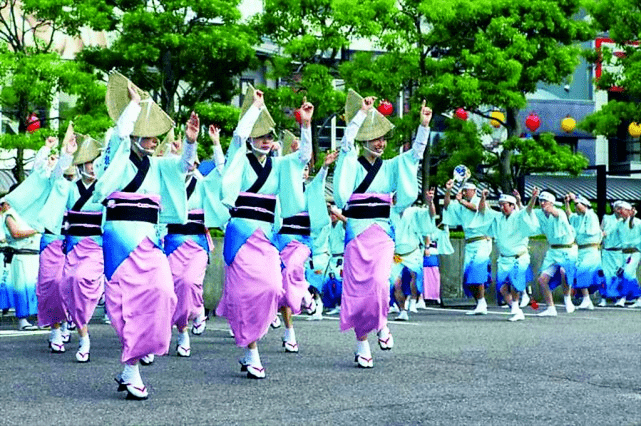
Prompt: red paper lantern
<box><xmin>377</xmin><ymin>100</ymin><xmax>393</xmax><ymax>116</ymax></box>
<box><xmin>455</xmin><ymin>108</ymin><xmax>468</xmax><ymax>120</ymax></box>
<box><xmin>294</xmin><ymin>109</ymin><xmax>302</xmax><ymax>124</ymax></box>
<box><xmin>525</xmin><ymin>112</ymin><xmax>541</xmax><ymax>132</ymax></box>
<box><xmin>26</xmin><ymin>113</ymin><xmax>40</xmax><ymax>133</ymax></box>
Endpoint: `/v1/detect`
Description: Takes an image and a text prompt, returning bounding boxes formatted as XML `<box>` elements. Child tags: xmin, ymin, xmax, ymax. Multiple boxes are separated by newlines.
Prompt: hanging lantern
<box><xmin>490</xmin><ymin>111</ymin><xmax>504</xmax><ymax>128</ymax></box>
<box><xmin>455</xmin><ymin>108</ymin><xmax>468</xmax><ymax>120</ymax></box>
<box><xmin>525</xmin><ymin>112</ymin><xmax>541</xmax><ymax>132</ymax></box>
<box><xmin>377</xmin><ymin>100</ymin><xmax>393</xmax><ymax>116</ymax></box>
<box><xmin>26</xmin><ymin>113</ymin><xmax>40</xmax><ymax>133</ymax></box>
<box><xmin>629</xmin><ymin>122</ymin><xmax>641</xmax><ymax>138</ymax></box>
<box><xmin>294</xmin><ymin>109</ymin><xmax>302</xmax><ymax>124</ymax></box>
<box><xmin>561</xmin><ymin>115</ymin><xmax>576</xmax><ymax>133</ymax></box>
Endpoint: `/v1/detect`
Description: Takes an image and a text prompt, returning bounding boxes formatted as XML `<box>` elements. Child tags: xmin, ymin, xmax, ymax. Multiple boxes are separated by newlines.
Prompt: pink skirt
<box><xmin>216</xmin><ymin>229</ymin><xmax>283</xmax><ymax>347</ymax></box>
<box><xmin>36</xmin><ymin>239</ymin><xmax>67</xmax><ymax>327</ymax></box>
<box><xmin>340</xmin><ymin>224</ymin><xmax>394</xmax><ymax>338</ymax></box>
<box><xmin>168</xmin><ymin>239</ymin><xmax>208</xmax><ymax>330</ymax></box>
<box><xmin>279</xmin><ymin>240</ymin><xmax>311</xmax><ymax>314</ymax></box>
<box><xmin>105</xmin><ymin>237</ymin><xmax>177</xmax><ymax>364</ymax></box>
<box><xmin>60</xmin><ymin>238</ymin><xmax>105</xmax><ymax>330</ymax></box>
<box><xmin>422</xmin><ymin>266</ymin><xmax>441</xmax><ymax>301</ymax></box>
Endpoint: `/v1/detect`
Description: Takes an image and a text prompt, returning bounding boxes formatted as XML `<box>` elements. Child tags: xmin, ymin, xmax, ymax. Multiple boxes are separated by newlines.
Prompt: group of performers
<box><xmin>0</xmin><ymin>71</ymin><xmax>639</xmax><ymax>400</ymax></box>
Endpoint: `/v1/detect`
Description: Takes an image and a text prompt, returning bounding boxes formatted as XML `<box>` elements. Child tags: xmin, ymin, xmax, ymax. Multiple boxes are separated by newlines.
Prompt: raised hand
<box><xmin>323</xmin><ymin>150</ymin><xmax>339</xmax><ymax>168</ymax></box>
<box><xmin>531</xmin><ymin>186</ymin><xmax>540</xmax><ymax>199</ymax></box>
<box><xmin>425</xmin><ymin>187</ymin><xmax>435</xmax><ymax>202</ymax></box>
<box><xmin>208</xmin><ymin>125</ymin><xmax>220</xmax><ymax>146</ymax></box>
<box><xmin>512</xmin><ymin>189</ymin><xmax>521</xmax><ymax>201</ymax></box>
<box><xmin>45</xmin><ymin>136</ymin><xmax>57</xmax><ymax>150</ymax></box>
<box><xmin>420</xmin><ymin>100</ymin><xmax>433</xmax><ymax>127</ymax></box>
<box><xmin>361</xmin><ymin>96</ymin><xmax>376</xmax><ymax>112</ymax></box>
<box><xmin>445</xmin><ymin>179</ymin><xmax>454</xmax><ymax>191</ymax></box>
<box><xmin>64</xmin><ymin>134</ymin><xmax>77</xmax><ymax>155</ymax></box>
<box><xmin>299</xmin><ymin>98</ymin><xmax>314</xmax><ymax>127</ymax></box>
<box><xmin>127</xmin><ymin>82</ymin><xmax>141</xmax><ymax>105</ymax></box>
<box><xmin>252</xmin><ymin>89</ymin><xmax>265</xmax><ymax>109</ymax></box>
<box><xmin>481</xmin><ymin>189</ymin><xmax>489</xmax><ymax>198</ymax></box>
<box><xmin>185</xmin><ymin>111</ymin><xmax>199</xmax><ymax>144</ymax></box>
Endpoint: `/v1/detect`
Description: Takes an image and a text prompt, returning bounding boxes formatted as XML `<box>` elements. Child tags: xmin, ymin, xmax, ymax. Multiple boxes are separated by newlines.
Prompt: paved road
<box><xmin>1</xmin><ymin>305</ymin><xmax>640</xmax><ymax>426</ymax></box>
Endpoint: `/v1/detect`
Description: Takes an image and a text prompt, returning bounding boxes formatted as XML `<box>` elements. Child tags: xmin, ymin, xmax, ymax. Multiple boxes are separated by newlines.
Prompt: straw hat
<box><xmin>239</xmin><ymin>84</ymin><xmax>275</xmax><ymax>138</ymax></box>
<box><xmin>105</xmin><ymin>71</ymin><xmax>175</xmax><ymax>138</ymax></box>
<box><xmin>281</xmin><ymin>129</ymin><xmax>297</xmax><ymax>155</ymax></box>
<box><xmin>74</xmin><ymin>134</ymin><xmax>103</xmax><ymax>165</ymax></box>
<box><xmin>64</xmin><ymin>164</ymin><xmax>77</xmax><ymax>178</ymax></box>
<box><xmin>154</xmin><ymin>127</ymin><xmax>179</xmax><ymax>157</ymax></box>
<box><xmin>345</xmin><ymin>89</ymin><xmax>394</xmax><ymax>142</ymax></box>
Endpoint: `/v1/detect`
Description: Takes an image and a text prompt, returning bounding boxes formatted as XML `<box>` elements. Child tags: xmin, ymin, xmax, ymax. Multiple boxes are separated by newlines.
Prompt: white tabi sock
<box><xmin>122</xmin><ymin>363</ymin><xmax>143</xmax><ymax>387</ymax></box>
<box><xmin>60</xmin><ymin>322</ymin><xmax>68</xmax><ymax>334</ymax></box>
<box><xmin>78</xmin><ymin>335</ymin><xmax>90</xmax><ymax>352</ymax></box>
<box><xmin>355</xmin><ymin>340</ymin><xmax>371</xmax><ymax>358</ymax></box>
<box><xmin>477</xmin><ymin>298</ymin><xmax>487</xmax><ymax>309</ymax></box>
<box><xmin>178</xmin><ymin>330</ymin><xmax>190</xmax><ymax>347</ymax></box>
<box><xmin>283</xmin><ymin>327</ymin><xmax>296</xmax><ymax>343</ymax></box>
<box><xmin>50</xmin><ymin>327</ymin><xmax>62</xmax><ymax>343</ymax></box>
<box><xmin>377</xmin><ymin>325</ymin><xmax>390</xmax><ymax>340</ymax></box>
<box><xmin>247</xmin><ymin>347</ymin><xmax>261</xmax><ymax>366</ymax></box>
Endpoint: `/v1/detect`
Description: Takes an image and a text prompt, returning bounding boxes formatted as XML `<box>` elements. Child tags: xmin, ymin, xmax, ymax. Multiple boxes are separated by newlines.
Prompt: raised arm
<box><xmin>52</xmin><ymin>135</ymin><xmax>77</xmax><ymax>179</ymax></box>
<box><xmin>526</xmin><ymin>186</ymin><xmax>539</xmax><ymax>214</ymax></box>
<box><xmin>425</xmin><ymin>187</ymin><xmax>436</xmax><ymax>217</ymax></box>
<box><xmin>479</xmin><ymin>188</ymin><xmax>489</xmax><ymax>213</ymax></box>
<box><xmin>297</xmin><ymin>99</ymin><xmax>314</xmax><ymax>165</ymax></box>
<box><xmin>564</xmin><ymin>193</ymin><xmax>574</xmax><ymax>218</ymax></box>
<box><xmin>443</xmin><ymin>179</ymin><xmax>454</xmax><ymax>209</ymax></box>
<box><xmin>340</xmin><ymin>96</ymin><xmax>373</xmax><ymax>153</ymax></box>
<box><xmin>512</xmin><ymin>189</ymin><xmax>522</xmax><ymax>209</ymax></box>
<box><xmin>409</xmin><ymin>100</ymin><xmax>432</xmax><ymax>161</ymax></box>
<box><xmin>227</xmin><ymin>90</ymin><xmax>264</xmax><ymax>160</ymax></box>
<box><xmin>208</xmin><ymin>124</ymin><xmax>225</xmax><ymax>174</ymax></box>
<box><xmin>179</xmin><ymin>111</ymin><xmax>199</xmax><ymax>173</ymax></box>
<box><xmin>34</xmin><ymin>137</ymin><xmax>57</xmax><ymax>171</ymax></box>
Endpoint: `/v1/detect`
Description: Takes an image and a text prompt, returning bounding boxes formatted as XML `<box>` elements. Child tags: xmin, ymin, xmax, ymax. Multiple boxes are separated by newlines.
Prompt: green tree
<box><xmin>80</xmin><ymin>0</ymin><xmax>257</xmax><ymax>133</ymax></box>
<box><xmin>581</xmin><ymin>0</ymin><xmax>641</xmax><ymax>137</ymax></box>
<box><xmin>342</xmin><ymin>0</ymin><xmax>593</xmax><ymax>192</ymax></box>
<box><xmin>0</xmin><ymin>0</ymin><xmax>112</xmax><ymax>181</ymax></box>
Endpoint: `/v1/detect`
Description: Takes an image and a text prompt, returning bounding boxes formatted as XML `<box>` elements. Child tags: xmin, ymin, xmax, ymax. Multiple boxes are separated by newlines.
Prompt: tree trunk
<box><xmin>499</xmin><ymin>107</ymin><xmax>519</xmax><ymax>193</ymax></box>
<box><xmin>14</xmin><ymin>148</ymin><xmax>25</xmax><ymax>183</ymax></box>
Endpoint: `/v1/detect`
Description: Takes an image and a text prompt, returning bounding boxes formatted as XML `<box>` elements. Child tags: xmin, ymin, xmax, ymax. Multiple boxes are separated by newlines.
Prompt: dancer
<box><xmin>276</xmin><ymin>148</ymin><xmax>336</xmax><ymax>348</ymax></box>
<box><xmin>390</xmin><ymin>188</ymin><xmax>437</xmax><ymax>321</ymax></box>
<box><xmin>564</xmin><ymin>193</ymin><xmax>602</xmax><ymax>310</ymax></box>
<box><xmin>334</xmin><ymin>90</ymin><xmax>431</xmax><ymax>368</ymax></box>
<box><xmin>95</xmin><ymin>72</ymin><xmax>197</xmax><ymax>399</ymax></box>
<box><xmin>443</xmin><ymin>180</ymin><xmax>493</xmax><ymax>315</ymax></box>
<box><xmin>321</xmin><ymin>202</ymin><xmax>347</xmax><ymax>315</ymax></box>
<box><xmin>165</xmin><ymin>125</ymin><xmax>226</xmax><ymax>357</ymax></box>
<box><xmin>615</xmin><ymin>202</ymin><xmax>641</xmax><ymax>307</ymax></box>
<box><xmin>215</xmin><ymin>86</ymin><xmax>312</xmax><ymax>379</ymax></box>
<box><xmin>599</xmin><ymin>201</ymin><xmax>624</xmax><ymax>306</ymax></box>
<box><xmin>526</xmin><ymin>188</ymin><xmax>577</xmax><ymax>317</ymax></box>
<box><xmin>477</xmin><ymin>190</ymin><xmax>538</xmax><ymax>321</ymax></box>
<box><xmin>59</xmin><ymin>134</ymin><xmax>106</xmax><ymax>362</ymax></box>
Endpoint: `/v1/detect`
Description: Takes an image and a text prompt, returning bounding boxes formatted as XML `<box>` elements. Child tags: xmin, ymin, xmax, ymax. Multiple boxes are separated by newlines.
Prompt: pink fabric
<box><xmin>168</xmin><ymin>239</ymin><xmax>208</xmax><ymax>330</ymax></box>
<box><xmin>279</xmin><ymin>240</ymin><xmax>311</xmax><ymax>314</ymax></box>
<box><xmin>348</xmin><ymin>193</ymin><xmax>392</xmax><ymax>203</ymax></box>
<box><xmin>339</xmin><ymin>224</ymin><xmax>394</xmax><ymax>338</ymax></box>
<box><xmin>105</xmin><ymin>237</ymin><xmax>177</xmax><ymax>364</ymax></box>
<box><xmin>216</xmin><ymin>229</ymin><xmax>284</xmax><ymax>347</ymax></box>
<box><xmin>36</xmin><ymin>240</ymin><xmax>67</xmax><ymax>327</ymax></box>
<box><xmin>422</xmin><ymin>266</ymin><xmax>441</xmax><ymax>301</ymax></box>
<box><xmin>60</xmin><ymin>238</ymin><xmax>105</xmax><ymax>329</ymax></box>
<box><xmin>107</xmin><ymin>191</ymin><xmax>161</xmax><ymax>203</ymax></box>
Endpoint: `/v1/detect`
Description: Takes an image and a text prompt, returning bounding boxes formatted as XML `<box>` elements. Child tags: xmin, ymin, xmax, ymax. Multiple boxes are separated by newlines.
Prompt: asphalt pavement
<box><xmin>0</xmin><ymin>305</ymin><xmax>640</xmax><ymax>426</ymax></box>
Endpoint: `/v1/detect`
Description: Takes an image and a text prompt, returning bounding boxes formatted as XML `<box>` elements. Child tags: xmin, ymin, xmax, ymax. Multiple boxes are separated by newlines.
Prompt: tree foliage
<box><xmin>581</xmin><ymin>0</ymin><xmax>641</xmax><ymax>136</ymax></box>
<box><xmin>0</xmin><ymin>0</ymin><xmax>112</xmax><ymax>181</ymax></box>
<box><xmin>79</xmin><ymin>0</ymin><xmax>258</xmax><ymax>130</ymax></box>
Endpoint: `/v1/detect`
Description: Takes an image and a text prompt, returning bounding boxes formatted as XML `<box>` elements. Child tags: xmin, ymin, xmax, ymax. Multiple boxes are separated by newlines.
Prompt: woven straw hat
<box><xmin>345</xmin><ymin>89</ymin><xmax>394</xmax><ymax>141</ymax></box>
<box><xmin>239</xmin><ymin>84</ymin><xmax>276</xmax><ymax>138</ymax></box>
<box><xmin>64</xmin><ymin>164</ymin><xmax>77</xmax><ymax>177</ymax></box>
<box><xmin>281</xmin><ymin>129</ymin><xmax>296</xmax><ymax>155</ymax></box>
<box><xmin>154</xmin><ymin>127</ymin><xmax>178</xmax><ymax>157</ymax></box>
<box><xmin>105</xmin><ymin>71</ymin><xmax>175</xmax><ymax>138</ymax></box>
<box><xmin>74</xmin><ymin>134</ymin><xmax>103</xmax><ymax>165</ymax></box>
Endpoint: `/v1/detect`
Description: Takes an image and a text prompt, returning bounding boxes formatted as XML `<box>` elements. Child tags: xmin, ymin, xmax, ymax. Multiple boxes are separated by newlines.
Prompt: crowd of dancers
<box><xmin>0</xmin><ymin>72</ymin><xmax>639</xmax><ymax>400</ymax></box>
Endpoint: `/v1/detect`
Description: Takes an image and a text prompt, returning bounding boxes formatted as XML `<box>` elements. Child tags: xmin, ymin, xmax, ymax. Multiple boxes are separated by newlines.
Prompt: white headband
<box><xmin>539</xmin><ymin>191</ymin><xmax>556</xmax><ymax>203</ymax></box>
<box><xmin>619</xmin><ymin>201</ymin><xmax>632</xmax><ymax>210</ymax></box>
<box><xmin>462</xmin><ymin>182</ymin><xmax>477</xmax><ymax>190</ymax></box>
<box><xmin>498</xmin><ymin>194</ymin><xmax>517</xmax><ymax>205</ymax></box>
<box><xmin>575</xmin><ymin>195</ymin><xmax>590</xmax><ymax>207</ymax></box>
